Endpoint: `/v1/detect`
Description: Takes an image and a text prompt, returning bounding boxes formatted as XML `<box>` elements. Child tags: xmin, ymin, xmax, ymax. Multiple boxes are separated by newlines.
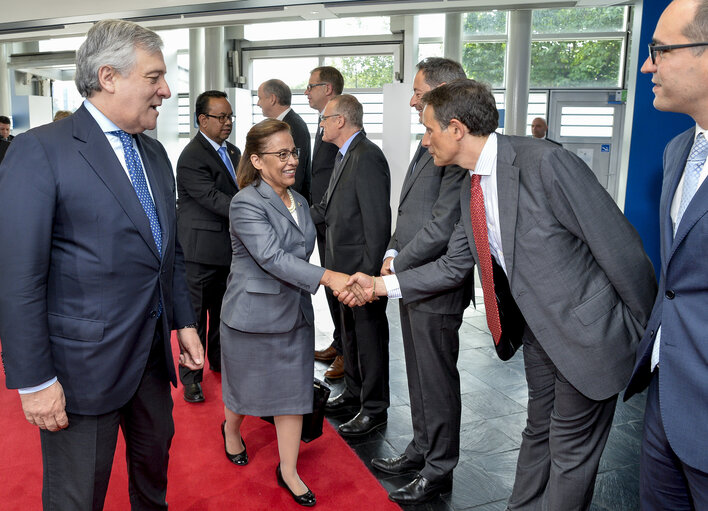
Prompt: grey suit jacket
<box><xmin>220</xmin><ymin>181</ymin><xmax>325</xmax><ymax>335</ymax></box>
<box><xmin>398</xmin><ymin>134</ymin><xmax>657</xmax><ymax>400</ymax></box>
<box><xmin>389</xmin><ymin>143</ymin><xmax>473</xmax><ymax>314</ymax></box>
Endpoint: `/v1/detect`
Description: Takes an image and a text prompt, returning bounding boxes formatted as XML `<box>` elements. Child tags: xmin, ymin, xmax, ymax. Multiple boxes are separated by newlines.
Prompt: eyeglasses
<box><xmin>260</xmin><ymin>148</ymin><xmax>300</xmax><ymax>162</ymax></box>
<box><xmin>203</xmin><ymin>113</ymin><xmax>235</xmax><ymax>124</ymax></box>
<box><xmin>648</xmin><ymin>41</ymin><xmax>708</xmax><ymax>65</ymax></box>
<box><xmin>306</xmin><ymin>82</ymin><xmax>327</xmax><ymax>92</ymax></box>
<box><xmin>319</xmin><ymin>113</ymin><xmax>341</xmax><ymax>123</ymax></box>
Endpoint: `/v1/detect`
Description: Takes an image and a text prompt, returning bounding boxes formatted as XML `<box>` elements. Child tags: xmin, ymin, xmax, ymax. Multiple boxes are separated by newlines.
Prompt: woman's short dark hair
<box><xmin>422</xmin><ymin>79</ymin><xmax>498</xmax><ymax>136</ymax></box>
<box><xmin>237</xmin><ymin>119</ymin><xmax>292</xmax><ymax>189</ymax></box>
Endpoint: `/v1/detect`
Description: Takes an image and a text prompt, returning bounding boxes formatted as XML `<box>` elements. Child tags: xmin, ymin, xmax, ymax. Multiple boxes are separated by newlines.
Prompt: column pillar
<box><xmin>504</xmin><ymin>10</ymin><xmax>532</xmax><ymax>136</ymax></box>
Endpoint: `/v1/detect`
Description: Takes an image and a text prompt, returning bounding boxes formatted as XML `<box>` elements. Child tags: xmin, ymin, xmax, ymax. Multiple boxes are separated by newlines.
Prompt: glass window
<box><xmin>324</xmin><ymin>55</ymin><xmax>394</xmax><ymax>88</ymax></box>
<box><xmin>417</xmin><ymin>43</ymin><xmax>443</xmax><ymax>63</ymax></box>
<box><xmin>252</xmin><ymin>57</ymin><xmax>319</xmax><ymax>90</ymax></box>
<box><xmin>560</xmin><ymin>105</ymin><xmax>614</xmax><ymax>138</ymax></box>
<box><xmin>462</xmin><ymin>43</ymin><xmax>506</xmax><ymax>88</ymax></box>
<box><xmin>418</xmin><ymin>14</ymin><xmax>444</xmax><ymax>38</ymax></box>
<box><xmin>244</xmin><ymin>20</ymin><xmax>319</xmax><ymax>41</ymax></box>
<box><xmin>323</xmin><ymin>17</ymin><xmax>390</xmax><ymax>36</ymax></box>
<box><xmin>532</xmin><ymin>7</ymin><xmax>626</xmax><ymax>34</ymax></box>
<box><xmin>530</xmin><ymin>39</ymin><xmax>623</xmax><ymax>88</ymax></box>
<box><xmin>464</xmin><ymin>11</ymin><xmax>507</xmax><ymax>36</ymax></box>
<box><xmin>38</xmin><ymin>36</ymin><xmax>85</xmax><ymax>52</ymax></box>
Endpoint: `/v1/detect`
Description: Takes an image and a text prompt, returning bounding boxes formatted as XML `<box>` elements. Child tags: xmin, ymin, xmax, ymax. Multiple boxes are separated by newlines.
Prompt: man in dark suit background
<box><xmin>0</xmin><ymin>115</ymin><xmax>13</xmax><ymax>142</ymax></box>
<box><xmin>176</xmin><ymin>90</ymin><xmax>240</xmax><ymax>403</ymax></box>
<box><xmin>311</xmin><ymin>94</ymin><xmax>391</xmax><ymax>437</ymax></box>
<box><xmin>0</xmin><ymin>139</ymin><xmax>9</xmax><ymax>164</ymax></box>
<box><xmin>305</xmin><ymin>65</ymin><xmax>347</xmax><ymax>379</ymax></box>
<box><xmin>531</xmin><ymin>117</ymin><xmax>561</xmax><ymax>146</ymax></box>
<box><xmin>257</xmin><ymin>78</ymin><xmax>311</xmax><ymax>198</ymax></box>
<box><xmin>369</xmin><ymin>58</ymin><xmax>473</xmax><ymax>504</ymax></box>
<box><xmin>625</xmin><ymin>0</ymin><xmax>708</xmax><ymax>508</ymax></box>
<box><xmin>0</xmin><ymin>20</ymin><xmax>203</xmax><ymax>509</ymax></box>
<box><xmin>345</xmin><ymin>79</ymin><xmax>656</xmax><ymax>509</ymax></box>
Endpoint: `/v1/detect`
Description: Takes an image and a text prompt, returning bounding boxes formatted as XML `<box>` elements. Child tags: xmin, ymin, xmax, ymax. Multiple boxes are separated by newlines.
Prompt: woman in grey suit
<box><xmin>220</xmin><ymin>119</ymin><xmax>354</xmax><ymax>507</ymax></box>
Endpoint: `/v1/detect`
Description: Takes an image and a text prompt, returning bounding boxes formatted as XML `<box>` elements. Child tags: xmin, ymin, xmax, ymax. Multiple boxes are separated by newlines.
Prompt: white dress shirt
<box><xmin>383</xmin><ymin>133</ymin><xmax>504</xmax><ymax>298</ymax></box>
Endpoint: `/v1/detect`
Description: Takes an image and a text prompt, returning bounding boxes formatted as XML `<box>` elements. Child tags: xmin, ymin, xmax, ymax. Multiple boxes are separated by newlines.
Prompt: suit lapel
<box><xmin>663</xmin><ymin>130</ymin><xmax>694</xmax><ymax>271</ymax></box>
<box><xmin>74</xmin><ymin>107</ymin><xmax>161</xmax><ymax>261</ymax></box>
<box><xmin>325</xmin><ymin>132</ymin><xmax>364</xmax><ymax>211</ymax></box>
<box><xmin>399</xmin><ymin>143</ymin><xmax>430</xmax><ymax>204</ymax></box>
<box><xmin>197</xmin><ymin>132</ymin><xmax>237</xmax><ymax>187</ymax></box>
<box><xmin>258</xmin><ymin>182</ymin><xmax>302</xmax><ymax>232</ymax></box>
<box><xmin>495</xmin><ymin>136</ymin><xmax>520</xmax><ymax>280</ymax></box>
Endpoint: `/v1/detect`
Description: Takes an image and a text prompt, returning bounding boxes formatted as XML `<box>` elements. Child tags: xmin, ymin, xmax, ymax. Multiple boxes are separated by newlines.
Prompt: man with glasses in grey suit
<box><xmin>344</xmin><ymin>79</ymin><xmax>656</xmax><ymax>510</ymax></box>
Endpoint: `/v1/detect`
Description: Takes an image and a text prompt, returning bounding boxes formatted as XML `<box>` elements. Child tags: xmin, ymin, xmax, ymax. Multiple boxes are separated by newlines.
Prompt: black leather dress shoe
<box><xmin>325</xmin><ymin>392</ymin><xmax>360</xmax><ymax>413</ymax></box>
<box><xmin>221</xmin><ymin>421</ymin><xmax>248</xmax><ymax>466</ymax></box>
<box><xmin>371</xmin><ymin>453</ymin><xmax>424</xmax><ymax>475</ymax></box>
<box><xmin>388</xmin><ymin>474</ymin><xmax>453</xmax><ymax>504</ymax></box>
<box><xmin>276</xmin><ymin>465</ymin><xmax>316</xmax><ymax>507</ymax></box>
<box><xmin>338</xmin><ymin>412</ymin><xmax>387</xmax><ymax>437</ymax></box>
<box><xmin>183</xmin><ymin>382</ymin><xmax>204</xmax><ymax>403</ymax></box>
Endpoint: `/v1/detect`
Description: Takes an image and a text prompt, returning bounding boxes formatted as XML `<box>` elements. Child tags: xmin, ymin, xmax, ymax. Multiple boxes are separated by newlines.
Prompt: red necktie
<box><xmin>470</xmin><ymin>174</ymin><xmax>502</xmax><ymax>345</ymax></box>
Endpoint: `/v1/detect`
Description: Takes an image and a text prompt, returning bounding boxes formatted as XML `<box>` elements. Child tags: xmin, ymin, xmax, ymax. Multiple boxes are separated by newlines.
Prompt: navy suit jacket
<box><xmin>625</xmin><ymin>126</ymin><xmax>708</xmax><ymax>471</ymax></box>
<box><xmin>0</xmin><ymin>104</ymin><xmax>195</xmax><ymax>415</ymax></box>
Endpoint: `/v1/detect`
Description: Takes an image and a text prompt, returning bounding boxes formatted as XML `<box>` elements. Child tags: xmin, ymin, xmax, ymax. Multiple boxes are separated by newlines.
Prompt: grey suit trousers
<box><xmin>400</xmin><ymin>304</ymin><xmax>463</xmax><ymax>480</ymax></box>
<box><xmin>508</xmin><ymin>328</ymin><xmax>616</xmax><ymax>511</ymax></box>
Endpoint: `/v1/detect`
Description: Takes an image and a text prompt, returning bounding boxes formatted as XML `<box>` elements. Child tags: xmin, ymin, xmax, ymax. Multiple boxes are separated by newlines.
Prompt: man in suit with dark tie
<box><xmin>369</xmin><ymin>58</ymin><xmax>473</xmax><ymax>504</ymax></box>
<box><xmin>257</xmin><ymin>78</ymin><xmax>311</xmax><ymax>198</ymax></box>
<box><xmin>305</xmin><ymin>65</ymin><xmax>347</xmax><ymax>379</ymax></box>
<box><xmin>176</xmin><ymin>90</ymin><xmax>240</xmax><ymax>403</ymax></box>
<box><xmin>344</xmin><ymin>79</ymin><xmax>657</xmax><ymax>508</ymax></box>
<box><xmin>0</xmin><ymin>20</ymin><xmax>203</xmax><ymax>510</ymax></box>
<box><xmin>0</xmin><ymin>115</ymin><xmax>13</xmax><ymax>142</ymax></box>
<box><xmin>311</xmin><ymin>94</ymin><xmax>391</xmax><ymax>437</ymax></box>
<box><xmin>624</xmin><ymin>0</ymin><xmax>708</xmax><ymax>508</ymax></box>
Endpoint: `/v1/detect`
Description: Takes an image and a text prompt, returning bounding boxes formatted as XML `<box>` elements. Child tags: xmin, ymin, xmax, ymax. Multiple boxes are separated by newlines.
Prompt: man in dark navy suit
<box><xmin>257</xmin><ymin>78</ymin><xmax>311</xmax><ymax>198</ymax></box>
<box><xmin>625</xmin><ymin>0</ymin><xmax>708</xmax><ymax>508</ymax></box>
<box><xmin>0</xmin><ymin>20</ymin><xmax>203</xmax><ymax>510</ymax></box>
<box><xmin>177</xmin><ymin>90</ymin><xmax>240</xmax><ymax>403</ymax></box>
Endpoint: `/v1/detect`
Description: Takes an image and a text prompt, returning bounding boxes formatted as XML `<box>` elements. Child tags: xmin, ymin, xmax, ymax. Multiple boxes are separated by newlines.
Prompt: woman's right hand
<box><xmin>321</xmin><ymin>270</ymin><xmax>368</xmax><ymax>304</ymax></box>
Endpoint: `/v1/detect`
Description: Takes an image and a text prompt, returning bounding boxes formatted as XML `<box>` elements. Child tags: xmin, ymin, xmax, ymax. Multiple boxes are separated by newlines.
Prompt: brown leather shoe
<box><xmin>315</xmin><ymin>345</ymin><xmax>338</xmax><ymax>362</ymax></box>
<box><xmin>324</xmin><ymin>355</ymin><xmax>344</xmax><ymax>379</ymax></box>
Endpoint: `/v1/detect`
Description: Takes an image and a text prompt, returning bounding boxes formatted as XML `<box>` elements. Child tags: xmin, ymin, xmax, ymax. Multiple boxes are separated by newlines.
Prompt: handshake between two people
<box><xmin>320</xmin><ymin>269</ymin><xmax>388</xmax><ymax>307</ymax></box>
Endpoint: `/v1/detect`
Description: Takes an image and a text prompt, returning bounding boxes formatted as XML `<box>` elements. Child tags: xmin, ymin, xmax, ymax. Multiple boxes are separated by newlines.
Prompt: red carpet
<box><xmin>0</xmin><ymin>334</ymin><xmax>400</xmax><ymax>510</ymax></box>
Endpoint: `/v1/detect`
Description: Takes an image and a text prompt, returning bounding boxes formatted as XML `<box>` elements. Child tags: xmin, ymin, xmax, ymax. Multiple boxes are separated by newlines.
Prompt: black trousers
<box><xmin>339</xmin><ymin>298</ymin><xmax>390</xmax><ymax>417</ymax></box>
<box><xmin>316</xmin><ymin>223</ymin><xmax>342</xmax><ymax>354</ymax></box>
<box><xmin>40</xmin><ymin>328</ymin><xmax>174</xmax><ymax>511</ymax></box>
<box><xmin>180</xmin><ymin>261</ymin><xmax>228</xmax><ymax>384</ymax></box>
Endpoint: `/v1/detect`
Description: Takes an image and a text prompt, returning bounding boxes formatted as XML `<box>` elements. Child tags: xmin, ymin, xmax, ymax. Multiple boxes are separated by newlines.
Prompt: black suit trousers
<box><xmin>400</xmin><ymin>304</ymin><xmax>463</xmax><ymax>480</ymax></box>
<box><xmin>339</xmin><ymin>297</ymin><xmax>390</xmax><ymax>416</ymax></box>
<box><xmin>180</xmin><ymin>261</ymin><xmax>228</xmax><ymax>383</ymax></box>
<box><xmin>39</xmin><ymin>327</ymin><xmax>174</xmax><ymax>511</ymax></box>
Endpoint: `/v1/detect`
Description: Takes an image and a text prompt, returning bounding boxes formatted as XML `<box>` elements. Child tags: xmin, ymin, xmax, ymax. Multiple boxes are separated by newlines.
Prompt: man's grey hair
<box><xmin>330</xmin><ymin>94</ymin><xmax>363</xmax><ymax>129</ymax></box>
<box><xmin>416</xmin><ymin>57</ymin><xmax>466</xmax><ymax>88</ymax></box>
<box><xmin>262</xmin><ymin>79</ymin><xmax>292</xmax><ymax>107</ymax></box>
<box><xmin>75</xmin><ymin>20</ymin><xmax>163</xmax><ymax>98</ymax></box>
<box><xmin>684</xmin><ymin>0</ymin><xmax>708</xmax><ymax>54</ymax></box>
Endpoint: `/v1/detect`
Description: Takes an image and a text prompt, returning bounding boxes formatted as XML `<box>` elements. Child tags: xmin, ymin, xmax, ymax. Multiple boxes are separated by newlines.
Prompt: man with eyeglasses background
<box><xmin>176</xmin><ymin>89</ymin><xmax>241</xmax><ymax>403</ymax></box>
<box><xmin>624</xmin><ymin>0</ymin><xmax>708</xmax><ymax>508</ymax></box>
<box><xmin>257</xmin><ymin>78</ymin><xmax>311</xmax><ymax>199</ymax></box>
<box><xmin>311</xmin><ymin>94</ymin><xmax>391</xmax><ymax>437</ymax></box>
<box><xmin>305</xmin><ymin>66</ymin><xmax>348</xmax><ymax>380</ymax></box>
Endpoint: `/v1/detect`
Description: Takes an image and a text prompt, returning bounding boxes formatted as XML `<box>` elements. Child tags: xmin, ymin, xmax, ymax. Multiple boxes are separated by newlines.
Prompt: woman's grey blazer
<box><xmin>221</xmin><ymin>181</ymin><xmax>326</xmax><ymax>334</ymax></box>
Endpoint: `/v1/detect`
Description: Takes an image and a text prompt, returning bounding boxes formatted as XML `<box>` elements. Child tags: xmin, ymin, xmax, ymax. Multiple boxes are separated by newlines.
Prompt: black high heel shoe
<box><xmin>221</xmin><ymin>421</ymin><xmax>248</xmax><ymax>466</ymax></box>
<box><xmin>276</xmin><ymin>465</ymin><xmax>316</xmax><ymax>507</ymax></box>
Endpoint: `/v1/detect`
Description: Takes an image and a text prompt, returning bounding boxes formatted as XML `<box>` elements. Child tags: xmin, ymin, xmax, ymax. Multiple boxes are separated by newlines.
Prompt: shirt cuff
<box><xmin>18</xmin><ymin>377</ymin><xmax>57</xmax><ymax>395</ymax></box>
<box><xmin>384</xmin><ymin>250</ymin><xmax>398</xmax><ymax>274</ymax></box>
<box><xmin>382</xmin><ymin>274</ymin><xmax>402</xmax><ymax>299</ymax></box>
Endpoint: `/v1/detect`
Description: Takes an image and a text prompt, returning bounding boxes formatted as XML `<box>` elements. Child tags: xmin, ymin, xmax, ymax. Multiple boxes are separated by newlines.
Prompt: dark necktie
<box><xmin>110</xmin><ymin>130</ymin><xmax>162</xmax><ymax>258</ymax></box>
<box><xmin>409</xmin><ymin>144</ymin><xmax>426</xmax><ymax>177</ymax></box>
<box><xmin>470</xmin><ymin>174</ymin><xmax>502</xmax><ymax>345</ymax></box>
<box><xmin>324</xmin><ymin>151</ymin><xmax>344</xmax><ymax>203</ymax></box>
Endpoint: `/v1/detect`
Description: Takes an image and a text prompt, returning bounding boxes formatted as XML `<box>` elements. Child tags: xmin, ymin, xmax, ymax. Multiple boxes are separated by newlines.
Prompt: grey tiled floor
<box><xmin>312</xmin><ymin>284</ymin><xmax>646</xmax><ymax>510</ymax></box>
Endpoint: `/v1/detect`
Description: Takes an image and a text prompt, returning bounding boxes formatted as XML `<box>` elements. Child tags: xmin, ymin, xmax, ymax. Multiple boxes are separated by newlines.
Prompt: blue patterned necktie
<box><xmin>110</xmin><ymin>130</ymin><xmax>163</xmax><ymax>257</ymax></box>
<box><xmin>675</xmin><ymin>132</ymin><xmax>708</xmax><ymax>234</ymax></box>
<box><xmin>218</xmin><ymin>146</ymin><xmax>237</xmax><ymax>184</ymax></box>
